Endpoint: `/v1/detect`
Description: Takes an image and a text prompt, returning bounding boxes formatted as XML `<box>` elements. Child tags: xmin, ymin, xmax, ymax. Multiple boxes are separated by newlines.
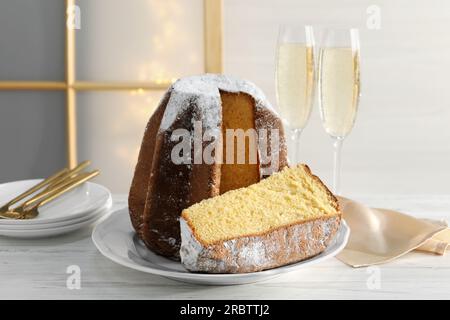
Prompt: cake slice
<box><xmin>180</xmin><ymin>164</ymin><xmax>341</xmax><ymax>273</ymax></box>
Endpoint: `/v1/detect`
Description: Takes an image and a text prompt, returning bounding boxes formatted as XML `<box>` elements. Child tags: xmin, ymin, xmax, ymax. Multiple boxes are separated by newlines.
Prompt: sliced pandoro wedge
<box><xmin>180</xmin><ymin>164</ymin><xmax>341</xmax><ymax>273</ymax></box>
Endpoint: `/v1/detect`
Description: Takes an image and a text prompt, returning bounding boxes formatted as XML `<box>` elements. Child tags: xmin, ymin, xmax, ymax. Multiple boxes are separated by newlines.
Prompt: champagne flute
<box><xmin>275</xmin><ymin>25</ymin><xmax>315</xmax><ymax>164</ymax></box>
<box><xmin>318</xmin><ymin>28</ymin><xmax>361</xmax><ymax>194</ymax></box>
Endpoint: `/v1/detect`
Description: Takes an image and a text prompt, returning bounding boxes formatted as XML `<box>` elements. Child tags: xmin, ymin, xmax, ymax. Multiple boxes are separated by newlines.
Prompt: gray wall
<box><xmin>0</xmin><ymin>0</ymin><xmax>66</xmax><ymax>182</ymax></box>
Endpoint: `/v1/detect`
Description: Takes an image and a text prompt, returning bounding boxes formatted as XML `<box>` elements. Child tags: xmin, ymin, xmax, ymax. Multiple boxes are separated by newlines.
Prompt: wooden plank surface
<box><xmin>0</xmin><ymin>194</ymin><xmax>449</xmax><ymax>299</ymax></box>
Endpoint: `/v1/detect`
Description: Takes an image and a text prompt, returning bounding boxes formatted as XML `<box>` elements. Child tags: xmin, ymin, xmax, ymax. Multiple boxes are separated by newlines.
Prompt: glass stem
<box><xmin>290</xmin><ymin>128</ymin><xmax>303</xmax><ymax>165</ymax></box>
<box><xmin>332</xmin><ymin>137</ymin><xmax>344</xmax><ymax>194</ymax></box>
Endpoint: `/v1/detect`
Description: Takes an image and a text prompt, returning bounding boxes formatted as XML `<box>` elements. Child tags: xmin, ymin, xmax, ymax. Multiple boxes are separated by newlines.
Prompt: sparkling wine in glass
<box><xmin>276</xmin><ymin>25</ymin><xmax>315</xmax><ymax>164</ymax></box>
<box><xmin>318</xmin><ymin>28</ymin><xmax>361</xmax><ymax>194</ymax></box>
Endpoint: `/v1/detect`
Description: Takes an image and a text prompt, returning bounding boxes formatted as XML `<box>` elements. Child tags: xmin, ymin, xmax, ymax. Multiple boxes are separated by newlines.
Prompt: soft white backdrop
<box><xmin>77</xmin><ymin>0</ymin><xmax>450</xmax><ymax>196</ymax></box>
<box><xmin>223</xmin><ymin>0</ymin><xmax>450</xmax><ymax>196</ymax></box>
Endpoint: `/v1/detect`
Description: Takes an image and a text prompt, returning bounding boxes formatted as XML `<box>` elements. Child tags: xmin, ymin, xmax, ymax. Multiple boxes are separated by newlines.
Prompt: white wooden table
<box><xmin>1</xmin><ymin>194</ymin><xmax>449</xmax><ymax>300</ymax></box>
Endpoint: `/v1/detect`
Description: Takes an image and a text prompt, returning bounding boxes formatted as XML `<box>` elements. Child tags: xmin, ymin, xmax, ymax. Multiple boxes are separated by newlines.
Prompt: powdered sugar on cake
<box><xmin>159</xmin><ymin>74</ymin><xmax>278</xmax><ymax>131</ymax></box>
<box><xmin>158</xmin><ymin>74</ymin><xmax>284</xmax><ymax>178</ymax></box>
<box><xmin>180</xmin><ymin>216</ymin><xmax>341</xmax><ymax>273</ymax></box>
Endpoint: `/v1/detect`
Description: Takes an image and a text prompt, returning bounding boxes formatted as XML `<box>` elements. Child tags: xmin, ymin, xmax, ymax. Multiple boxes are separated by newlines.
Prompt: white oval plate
<box><xmin>0</xmin><ymin>196</ymin><xmax>112</xmax><ymax>230</ymax></box>
<box><xmin>92</xmin><ymin>208</ymin><xmax>350</xmax><ymax>285</ymax></box>
<box><xmin>0</xmin><ymin>179</ymin><xmax>111</xmax><ymax>225</ymax></box>
<box><xmin>0</xmin><ymin>200</ymin><xmax>112</xmax><ymax>238</ymax></box>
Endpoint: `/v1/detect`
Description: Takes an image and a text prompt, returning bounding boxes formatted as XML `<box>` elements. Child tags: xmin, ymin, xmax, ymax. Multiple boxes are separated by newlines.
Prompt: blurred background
<box><xmin>0</xmin><ymin>0</ymin><xmax>449</xmax><ymax>196</ymax></box>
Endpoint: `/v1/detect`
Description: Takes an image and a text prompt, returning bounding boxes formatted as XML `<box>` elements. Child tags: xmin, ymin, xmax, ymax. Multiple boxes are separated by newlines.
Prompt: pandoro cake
<box><xmin>128</xmin><ymin>74</ymin><xmax>287</xmax><ymax>259</ymax></box>
<box><xmin>180</xmin><ymin>164</ymin><xmax>341</xmax><ymax>273</ymax></box>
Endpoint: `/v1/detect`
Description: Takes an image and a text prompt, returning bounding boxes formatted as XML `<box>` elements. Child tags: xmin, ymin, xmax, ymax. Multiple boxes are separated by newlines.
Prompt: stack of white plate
<box><xmin>0</xmin><ymin>179</ymin><xmax>112</xmax><ymax>238</ymax></box>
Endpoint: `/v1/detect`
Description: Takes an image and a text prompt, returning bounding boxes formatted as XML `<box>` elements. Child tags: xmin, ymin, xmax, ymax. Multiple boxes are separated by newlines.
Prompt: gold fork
<box><xmin>15</xmin><ymin>170</ymin><xmax>100</xmax><ymax>220</ymax></box>
<box><xmin>0</xmin><ymin>161</ymin><xmax>91</xmax><ymax>219</ymax></box>
<box><xmin>0</xmin><ymin>169</ymin><xmax>68</xmax><ymax>219</ymax></box>
<box><xmin>44</xmin><ymin>160</ymin><xmax>91</xmax><ymax>191</ymax></box>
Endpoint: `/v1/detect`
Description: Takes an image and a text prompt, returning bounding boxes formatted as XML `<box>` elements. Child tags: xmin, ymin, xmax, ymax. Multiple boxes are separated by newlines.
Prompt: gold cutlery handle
<box><xmin>3</xmin><ymin>168</ymin><xmax>69</xmax><ymax>208</ymax></box>
<box><xmin>46</xmin><ymin>160</ymin><xmax>91</xmax><ymax>189</ymax></box>
<box><xmin>31</xmin><ymin>170</ymin><xmax>99</xmax><ymax>210</ymax></box>
<box><xmin>22</xmin><ymin>160</ymin><xmax>91</xmax><ymax>208</ymax></box>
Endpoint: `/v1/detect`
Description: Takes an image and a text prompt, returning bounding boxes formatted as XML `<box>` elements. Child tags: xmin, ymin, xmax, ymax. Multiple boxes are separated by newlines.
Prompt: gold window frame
<box><xmin>0</xmin><ymin>0</ymin><xmax>223</xmax><ymax>168</ymax></box>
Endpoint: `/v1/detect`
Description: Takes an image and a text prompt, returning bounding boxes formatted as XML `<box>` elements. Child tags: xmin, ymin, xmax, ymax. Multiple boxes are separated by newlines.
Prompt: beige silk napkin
<box><xmin>336</xmin><ymin>196</ymin><xmax>450</xmax><ymax>267</ymax></box>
